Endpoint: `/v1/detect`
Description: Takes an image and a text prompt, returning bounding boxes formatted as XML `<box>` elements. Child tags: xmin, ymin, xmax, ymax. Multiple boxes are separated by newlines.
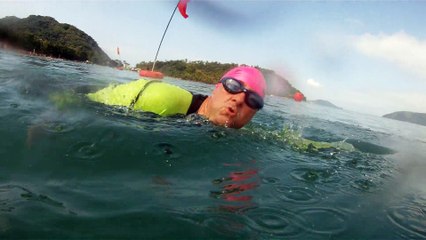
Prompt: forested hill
<box><xmin>0</xmin><ymin>15</ymin><xmax>112</xmax><ymax>65</ymax></box>
<box><xmin>0</xmin><ymin>15</ymin><xmax>304</xmax><ymax>97</ymax></box>
<box><xmin>136</xmin><ymin>60</ymin><xmax>303</xmax><ymax>98</ymax></box>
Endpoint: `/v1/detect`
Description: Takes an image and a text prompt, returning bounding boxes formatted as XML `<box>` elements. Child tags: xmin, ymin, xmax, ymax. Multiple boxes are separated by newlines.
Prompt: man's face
<box><xmin>206</xmin><ymin>83</ymin><xmax>258</xmax><ymax>129</ymax></box>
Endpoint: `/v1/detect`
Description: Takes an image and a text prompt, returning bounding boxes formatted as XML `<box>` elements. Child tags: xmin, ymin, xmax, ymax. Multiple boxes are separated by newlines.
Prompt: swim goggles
<box><xmin>220</xmin><ymin>78</ymin><xmax>264</xmax><ymax>110</ymax></box>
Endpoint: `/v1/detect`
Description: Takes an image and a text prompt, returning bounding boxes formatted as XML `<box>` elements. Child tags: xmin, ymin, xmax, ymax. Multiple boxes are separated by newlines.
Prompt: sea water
<box><xmin>0</xmin><ymin>50</ymin><xmax>425</xmax><ymax>239</ymax></box>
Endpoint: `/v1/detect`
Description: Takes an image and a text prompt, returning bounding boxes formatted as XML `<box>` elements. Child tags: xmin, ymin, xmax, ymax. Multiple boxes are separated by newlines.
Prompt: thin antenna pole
<box><xmin>117</xmin><ymin>47</ymin><xmax>123</xmax><ymax>67</ymax></box>
<box><xmin>152</xmin><ymin>4</ymin><xmax>178</xmax><ymax>71</ymax></box>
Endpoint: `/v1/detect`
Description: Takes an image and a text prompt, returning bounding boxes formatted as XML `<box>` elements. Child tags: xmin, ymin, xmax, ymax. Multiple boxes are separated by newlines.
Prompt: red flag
<box><xmin>177</xmin><ymin>0</ymin><xmax>189</xmax><ymax>19</ymax></box>
<box><xmin>117</xmin><ymin>47</ymin><xmax>120</xmax><ymax>55</ymax></box>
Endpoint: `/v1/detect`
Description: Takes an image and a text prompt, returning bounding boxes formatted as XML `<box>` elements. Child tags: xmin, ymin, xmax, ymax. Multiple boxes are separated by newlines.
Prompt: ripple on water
<box><xmin>297</xmin><ymin>207</ymin><xmax>348</xmax><ymax>235</ymax></box>
<box><xmin>387</xmin><ymin>197</ymin><xmax>426</xmax><ymax>239</ymax></box>
<box><xmin>203</xmin><ymin>213</ymin><xmax>251</xmax><ymax>238</ymax></box>
<box><xmin>261</xmin><ymin>177</ymin><xmax>280</xmax><ymax>184</ymax></box>
<box><xmin>290</xmin><ymin>167</ymin><xmax>342</xmax><ymax>184</ymax></box>
<box><xmin>245</xmin><ymin>206</ymin><xmax>307</xmax><ymax>238</ymax></box>
<box><xmin>154</xmin><ymin>142</ymin><xmax>179</xmax><ymax>157</ymax></box>
<box><xmin>0</xmin><ymin>75</ymin><xmax>16</xmax><ymax>86</ymax></box>
<box><xmin>66</xmin><ymin>141</ymin><xmax>104</xmax><ymax>161</ymax></box>
<box><xmin>274</xmin><ymin>185</ymin><xmax>322</xmax><ymax>205</ymax></box>
<box><xmin>350</xmin><ymin>178</ymin><xmax>377</xmax><ymax>192</ymax></box>
<box><xmin>153</xmin><ymin>142</ymin><xmax>182</xmax><ymax>167</ymax></box>
<box><xmin>0</xmin><ymin>184</ymin><xmax>66</xmax><ymax>212</ymax></box>
<box><xmin>41</xmin><ymin>120</ymin><xmax>76</xmax><ymax>134</ymax></box>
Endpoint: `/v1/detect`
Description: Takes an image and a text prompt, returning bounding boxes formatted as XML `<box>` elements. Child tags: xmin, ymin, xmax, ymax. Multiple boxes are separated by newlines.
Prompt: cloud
<box><xmin>353</xmin><ymin>32</ymin><xmax>426</xmax><ymax>79</ymax></box>
<box><xmin>307</xmin><ymin>78</ymin><xmax>322</xmax><ymax>88</ymax></box>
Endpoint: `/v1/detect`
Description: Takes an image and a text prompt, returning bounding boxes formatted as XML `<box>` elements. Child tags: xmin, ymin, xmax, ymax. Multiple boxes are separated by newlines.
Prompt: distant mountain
<box><xmin>383</xmin><ymin>111</ymin><xmax>426</xmax><ymax>126</ymax></box>
<box><xmin>261</xmin><ymin>69</ymin><xmax>303</xmax><ymax>98</ymax></box>
<box><xmin>0</xmin><ymin>15</ymin><xmax>113</xmax><ymax>65</ymax></box>
<box><xmin>310</xmin><ymin>99</ymin><xmax>341</xmax><ymax>109</ymax></box>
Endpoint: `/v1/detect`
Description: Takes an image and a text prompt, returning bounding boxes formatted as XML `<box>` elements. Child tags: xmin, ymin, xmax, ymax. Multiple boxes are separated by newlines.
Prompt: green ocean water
<box><xmin>0</xmin><ymin>50</ymin><xmax>425</xmax><ymax>239</ymax></box>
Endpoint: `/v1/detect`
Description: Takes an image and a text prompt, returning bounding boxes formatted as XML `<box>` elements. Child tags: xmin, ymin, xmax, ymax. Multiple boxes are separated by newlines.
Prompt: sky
<box><xmin>1</xmin><ymin>0</ymin><xmax>426</xmax><ymax>116</ymax></box>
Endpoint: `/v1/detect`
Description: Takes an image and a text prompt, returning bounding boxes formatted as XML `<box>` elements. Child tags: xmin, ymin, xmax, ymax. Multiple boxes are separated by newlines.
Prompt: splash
<box><xmin>279</xmin><ymin>127</ymin><xmax>355</xmax><ymax>152</ymax></box>
<box><xmin>244</xmin><ymin>124</ymin><xmax>355</xmax><ymax>153</ymax></box>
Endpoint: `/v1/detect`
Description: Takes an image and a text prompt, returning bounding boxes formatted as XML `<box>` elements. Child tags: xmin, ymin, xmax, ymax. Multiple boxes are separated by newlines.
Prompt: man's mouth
<box><xmin>226</xmin><ymin>106</ymin><xmax>237</xmax><ymax>116</ymax></box>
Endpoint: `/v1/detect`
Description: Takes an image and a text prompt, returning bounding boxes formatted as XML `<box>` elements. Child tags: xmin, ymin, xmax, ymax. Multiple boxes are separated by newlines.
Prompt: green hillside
<box><xmin>0</xmin><ymin>15</ymin><xmax>112</xmax><ymax>65</ymax></box>
<box><xmin>0</xmin><ymin>15</ymin><xmax>305</xmax><ymax>98</ymax></box>
<box><xmin>137</xmin><ymin>60</ymin><xmax>303</xmax><ymax>98</ymax></box>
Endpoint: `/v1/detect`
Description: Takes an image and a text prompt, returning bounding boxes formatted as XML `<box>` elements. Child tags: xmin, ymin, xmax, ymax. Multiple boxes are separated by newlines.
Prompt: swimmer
<box><xmin>87</xmin><ymin>66</ymin><xmax>266</xmax><ymax>129</ymax></box>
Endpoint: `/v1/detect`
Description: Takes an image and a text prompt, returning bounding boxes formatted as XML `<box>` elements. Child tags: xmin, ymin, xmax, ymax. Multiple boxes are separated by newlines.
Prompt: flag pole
<box><xmin>117</xmin><ymin>47</ymin><xmax>122</xmax><ymax>67</ymax></box>
<box><xmin>152</xmin><ymin>4</ymin><xmax>179</xmax><ymax>71</ymax></box>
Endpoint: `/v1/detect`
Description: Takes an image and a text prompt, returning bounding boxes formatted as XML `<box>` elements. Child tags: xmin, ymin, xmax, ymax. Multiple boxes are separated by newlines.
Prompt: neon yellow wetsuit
<box><xmin>86</xmin><ymin>79</ymin><xmax>207</xmax><ymax>116</ymax></box>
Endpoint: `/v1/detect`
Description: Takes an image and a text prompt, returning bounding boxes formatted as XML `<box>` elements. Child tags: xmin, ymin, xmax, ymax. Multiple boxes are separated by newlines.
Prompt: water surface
<box><xmin>0</xmin><ymin>50</ymin><xmax>425</xmax><ymax>239</ymax></box>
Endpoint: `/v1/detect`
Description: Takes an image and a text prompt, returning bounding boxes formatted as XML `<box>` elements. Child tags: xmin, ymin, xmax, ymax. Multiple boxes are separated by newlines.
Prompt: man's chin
<box><xmin>211</xmin><ymin>116</ymin><xmax>236</xmax><ymax>128</ymax></box>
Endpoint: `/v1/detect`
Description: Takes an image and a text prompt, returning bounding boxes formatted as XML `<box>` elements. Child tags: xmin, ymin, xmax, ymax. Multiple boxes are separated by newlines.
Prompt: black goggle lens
<box><xmin>245</xmin><ymin>91</ymin><xmax>264</xmax><ymax>109</ymax></box>
<box><xmin>221</xmin><ymin>78</ymin><xmax>264</xmax><ymax>109</ymax></box>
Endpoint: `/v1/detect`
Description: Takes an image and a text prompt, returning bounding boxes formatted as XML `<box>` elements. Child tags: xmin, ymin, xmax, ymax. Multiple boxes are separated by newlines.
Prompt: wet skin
<box><xmin>198</xmin><ymin>83</ymin><xmax>258</xmax><ymax>129</ymax></box>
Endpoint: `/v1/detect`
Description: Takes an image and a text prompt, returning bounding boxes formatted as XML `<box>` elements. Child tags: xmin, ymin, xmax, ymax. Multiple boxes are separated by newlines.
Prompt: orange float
<box><xmin>293</xmin><ymin>92</ymin><xmax>305</xmax><ymax>102</ymax></box>
<box><xmin>139</xmin><ymin>70</ymin><xmax>164</xmax><ymax>79</ymax></box>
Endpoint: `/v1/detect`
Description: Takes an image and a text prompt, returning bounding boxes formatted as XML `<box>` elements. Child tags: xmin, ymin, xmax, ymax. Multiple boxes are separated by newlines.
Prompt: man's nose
<box><xmin>231</xmin><ymin>92</ymin><xmax>245</xmax><ymax>105</ymax></box>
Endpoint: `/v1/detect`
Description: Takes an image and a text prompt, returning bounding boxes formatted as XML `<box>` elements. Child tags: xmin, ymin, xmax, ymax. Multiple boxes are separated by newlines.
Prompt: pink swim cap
<box><xmin>221</xmin><ymin>66</ymin><xmax>266</xmax><ymax>98</ymax></box>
